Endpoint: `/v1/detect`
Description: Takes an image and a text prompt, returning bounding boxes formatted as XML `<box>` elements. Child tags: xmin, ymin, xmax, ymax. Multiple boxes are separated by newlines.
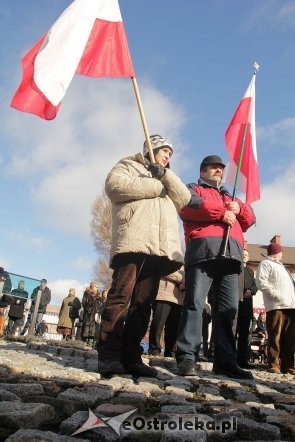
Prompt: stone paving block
<box><xmin>0</xmin><ymin>401</ymin><xmax>59</xmax><ymax>430</ymax></box>
<box><xmin>233</xmin><ymin>390</ymin><xmax>259</xmax><ymax>403</ymax></box>
<box><xmin>95</xmin><ymin>403</ymin><xmax>137</xmax><ymax>416</ymax></box>
<box><xmin>0</xmin><ymin>383</ymin><xmax>44</xmax><ymax>397</ymax></box>
<box><xmin>266</xmin><ymin>415</ymin><xmax>295</xmax><ymax>438</ymax></box>
<box><xmin>115</xmin><ymin>392</ymin><xmax>147</xmax><ymax>407</ymax></box>
<box><xmin>165</xmin><ymin>386</ymin><xmax>194</xmax><ymax>399</ymax></box>
<box><xmin>236</xmin><ymin>417</ymin><xmax>281</xmax><ymax>440</ymax></box>
<box><xmin>57</xmin><ymin>385</ymin><xmax>114</xmax><ymax>415</ymax></box>
<box><xmin>159</xmin><ymin>393</ymin><xmax>188</xmax><ymax>405</ymax></box>
<box><xmin>197</xmin><ymin>384</ymin><xmax>220</xmax><ymax>396</ymax></box>
<box><xmin>0</xmin><ymin>388</ymin><xmax>22</xmax><ymax>401</ymax></box>
<box><xmin>161</xmin><ymin>429</ymin><xmax>206</xmax><ymax>441</ymax></box>
<box><xmin>6</xmin><ymin>429</ymin><xmax>89</xmax><ymax>441</ymax></box>
<box><xmin>161</xmin><ymin>405</ymin><xmax>199</xmax><ymax>414</ymax></box>
<box><xmin>164</xmin><ymin>377</ymin><xmax>193</xmax><ymax>389</ymax></box>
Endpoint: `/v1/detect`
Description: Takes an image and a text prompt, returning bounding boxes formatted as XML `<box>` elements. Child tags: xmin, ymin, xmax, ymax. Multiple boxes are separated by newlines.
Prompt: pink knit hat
<box><xmin>267</xmin><ymin>243</ymin><xmax>283</xmax><ymax>255</ymax></box>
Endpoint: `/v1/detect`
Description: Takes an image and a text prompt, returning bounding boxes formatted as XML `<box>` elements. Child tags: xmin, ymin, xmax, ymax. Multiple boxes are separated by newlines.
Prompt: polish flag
<box><xmin>11</xmin><ymin>0</ymin><xmax>135</xmax><ymax>120</ymax></box>
<box><xmin>225</xmin><ymin>74</ymin><xmax>260</xmax><ymax>204</ymax></box>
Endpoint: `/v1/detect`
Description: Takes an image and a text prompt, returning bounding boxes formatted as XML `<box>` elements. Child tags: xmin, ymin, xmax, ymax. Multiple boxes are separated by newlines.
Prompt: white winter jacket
<box><xmin>105</xmin><ymin>153</ymin><xmax>191</xmax><ymax>267</ymax></box>
<box><xmin>256</xmin><ymin>256</ymin><xmax>295</xmax><ymax>312</ymax></box>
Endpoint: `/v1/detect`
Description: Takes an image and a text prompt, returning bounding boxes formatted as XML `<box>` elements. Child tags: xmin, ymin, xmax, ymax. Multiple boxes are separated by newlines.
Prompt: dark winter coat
<box><xmin>81</xmin><ymin>290</ymin><xmax>105</xmax><ymax>338</ymax></box>
<box><xmin>5</xmin><ymin>289</ymin><xmax>28</xmax><ymax>319</ymax></box>
<box><xmin>238</xmin><ymin>265</ymin><xmax>258</xmax><ymax>318</ymax></box>
<box><xmin>31</xmin><ymin>286</ymin><xmax>51</xmax><ymax>313</ymax></box>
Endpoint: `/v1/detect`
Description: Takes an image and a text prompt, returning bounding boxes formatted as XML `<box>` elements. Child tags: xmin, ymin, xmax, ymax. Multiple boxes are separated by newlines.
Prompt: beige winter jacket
<box><xmin>156</xmin><ymin>269</ymin><xmax>185</xmax><ymax>305</ymax></box>
<box><xmin>105</xmin><ymin>153</ymin><xmax>191</xmax><ymax>268</ymax></box>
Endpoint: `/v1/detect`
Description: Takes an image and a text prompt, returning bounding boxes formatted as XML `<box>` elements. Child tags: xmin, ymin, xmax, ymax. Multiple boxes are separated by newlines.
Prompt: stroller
<box><xmin>249</xmin><ymin>333</ymin><xmax>267</xmax><ymax>364</ymax></box>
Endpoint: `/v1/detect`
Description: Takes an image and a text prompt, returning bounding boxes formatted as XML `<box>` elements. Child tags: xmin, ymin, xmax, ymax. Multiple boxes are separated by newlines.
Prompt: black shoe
<box><xmin>98</xmin><ymin>359</ymin><xmax>125</xmax><ymax>376</ymax></box>
<box><xmin>238</xmin><ymin>361</ymin><xmax>254</xmax><ymax>369</ymax></box>
<box><xmin>178</xmin><ymin>360</ymin><xmax>197</xmax><ymax>376</ymax></box>
<box><xmin>213</xmin><ymin>364</ymin><xmax>253</xmax><ymax>380</ymax></box>
<box><xmin>125</xmin><ymin>362</ymin><xmax>158</xmax><ymax>378</ymax></box>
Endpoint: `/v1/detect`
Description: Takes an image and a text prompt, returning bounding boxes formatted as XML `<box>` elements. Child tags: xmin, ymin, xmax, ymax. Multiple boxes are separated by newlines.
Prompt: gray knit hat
<box><xmin>143</xmin><ymin>134</ymin><xmax>174</xmax><ymax>157</ymax></box>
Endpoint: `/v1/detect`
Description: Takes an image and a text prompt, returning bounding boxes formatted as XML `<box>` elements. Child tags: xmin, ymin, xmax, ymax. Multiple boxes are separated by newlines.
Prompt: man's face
<box><xmin>200</xmin><ymin>164</ymin><xmax>224</xmax><ymax>183</ymax></box>
<box><xmin>40</xmin><ymin>281</ymin><xmax>47</xmax><ymax>290</ymax></box>
<box><xmin>155</xmin><ymin>147</ymin><xmax>172</xmax><ymax>167</ymax></box>
<box><xmin>19</xmin><ymin>281</ymin><xmax>25</xmax><ymax>290</ymax></box>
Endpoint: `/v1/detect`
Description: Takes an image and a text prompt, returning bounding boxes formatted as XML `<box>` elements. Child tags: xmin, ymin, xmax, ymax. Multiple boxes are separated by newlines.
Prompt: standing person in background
<box><xmin>256</xmin><ymin>243</ymin><xmax>295</xmax><ymax>374</ymax></box>
<box><xmin>57</xmin><ymin>288</ymin><xmax>81</xmax><ymax>340</ymax></box>
<box><xmin>176</xmin><ymin>155</ymin><xmax>256</xmax><ymax>379</ymax></box>
<box><xmin>82</xmin><ymin>281</ymin><xmax>104</xmax><ymax>345</ymax></box>
<box><xmin>236</xmin><ymin>250</ymin><xmax>258</xmax><ymax>368</ymax></box>
<box><xmin>97</xmin><ymin>134</ymin><xmax>191</xmax><ymax>377</ymax></box>
<box><xmin>5</xmin><ymin>280</ymin><xmax>28</xmax><ymax>336</ymax></box>
<box><xmin>148</xmin><ymin>268</ymin><xmax>185</xmax><ymax>358</ymax></box>
<box><xmin>30</xmin><ymin>279</ymin><xmax>51</xmax><ymax>336</ymax></box>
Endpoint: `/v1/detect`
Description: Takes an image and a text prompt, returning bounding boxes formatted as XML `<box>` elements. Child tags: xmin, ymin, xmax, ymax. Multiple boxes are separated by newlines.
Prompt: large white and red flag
<box><xmin>11</xmin><ymin>0</ymin><xmax>135</xmax><ymax>120</ymax></box>
<box><xmin>225</xmin><ymin>73</ymin><xmax>260</xmax><ymax>204</ymax></box>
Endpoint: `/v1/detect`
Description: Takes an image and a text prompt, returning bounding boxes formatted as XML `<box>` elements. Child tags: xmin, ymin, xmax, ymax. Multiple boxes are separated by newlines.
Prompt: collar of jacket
<box><xmin>198</xmin><ymin>177</ymin><xmax>228</xmax><ymax>192</ymax></box>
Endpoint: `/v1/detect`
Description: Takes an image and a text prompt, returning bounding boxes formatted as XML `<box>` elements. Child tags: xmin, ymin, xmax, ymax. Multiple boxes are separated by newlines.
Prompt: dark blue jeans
<box><xmin>176</xmin><ymin>260</ymin><xmax>240</xmax><ymax>367</ymax></box>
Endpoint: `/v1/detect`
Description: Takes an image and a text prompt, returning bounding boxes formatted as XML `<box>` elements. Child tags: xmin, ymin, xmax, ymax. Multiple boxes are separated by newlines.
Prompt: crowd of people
<box><xmin>0</xmin><ymin>135</ymin><xmax>294</xmax><ymax>379</ymax></box>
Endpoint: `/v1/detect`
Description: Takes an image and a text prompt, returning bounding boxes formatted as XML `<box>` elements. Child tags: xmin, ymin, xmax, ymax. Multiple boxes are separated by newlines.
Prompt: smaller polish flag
<box><xmin>225</xmin><ymin>74</ymin><xmax>260</xmax><ymax>204</ymax></box>
<box><xmin>11</xmin><ymin>0</ymin><xmax>135</xmax><ymax>120</ymax></box>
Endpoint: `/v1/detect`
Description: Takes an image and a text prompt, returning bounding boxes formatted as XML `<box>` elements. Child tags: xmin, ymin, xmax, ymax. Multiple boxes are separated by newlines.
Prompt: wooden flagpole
<box><xmin>131</xmin><ymin>77</ymin><xmax>155</xmax><ymax>163</ymax></box>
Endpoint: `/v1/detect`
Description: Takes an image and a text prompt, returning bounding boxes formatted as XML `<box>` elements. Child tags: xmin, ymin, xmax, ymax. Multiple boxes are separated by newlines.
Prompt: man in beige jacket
<box><xmin>97</xmin><ymin>135</ymin><xmax>191</xmax><ymax>377</ymax></box>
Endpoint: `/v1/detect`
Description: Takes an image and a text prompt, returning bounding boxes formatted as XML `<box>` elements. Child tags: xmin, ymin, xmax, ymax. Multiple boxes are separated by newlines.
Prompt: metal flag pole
<box><xmin>220</xmin><ymin>62</ymin><xmax>259</xmax><ymax>257</ymax></box>
<box><xmin>131</xmin><ymin>77</ymin><xmax>155</xmax><ymax>163</ymax></box>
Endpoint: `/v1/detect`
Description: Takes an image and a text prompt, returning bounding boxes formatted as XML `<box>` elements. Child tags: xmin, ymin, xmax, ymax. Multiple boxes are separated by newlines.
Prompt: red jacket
<box><xmin>180</xmin><ymin>180</ymin><xmax>255</xmax><ymax>267</ymax></box>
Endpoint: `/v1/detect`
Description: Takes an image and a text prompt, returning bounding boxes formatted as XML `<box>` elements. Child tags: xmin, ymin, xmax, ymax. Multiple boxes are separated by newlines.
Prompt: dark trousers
<box><xmin>176</xmin><ymin>260</ymin><xmax>240</xmax><ymax>367</ymax></box>
<box><xmin>149</xmin><ymin>301</ymin><xmax>182</xmax><ymax>356</ymax></box>
<box><xmin>97</xmin><ymin>254</ymin><xmax>163</xmax><ymax>364</ymax></box>
<box><xmin>236</xmin><ymin>315</ymin><xmax>252</xmax><ymax>364</ymax></box>
<box><xmin>8</xmin><ymin>317</ymin><xmax>24</xmax><ymax>334</ymax></box>
<box><xmin>266</xmin><ymin>309</ymin><xmax>295</xmax><ymax>371</ymax></box>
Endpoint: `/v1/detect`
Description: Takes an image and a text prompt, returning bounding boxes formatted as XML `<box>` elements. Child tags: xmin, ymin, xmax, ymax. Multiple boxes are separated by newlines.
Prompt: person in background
<box><xmin>148</xmin><ymin>268</ymin><xmax>185</xmax><ymax>357</ymax></box>
<box><xmin>236</xmin><ymin>250</ymin><xmax>258</xmax><ymax>368</ymax></box>
<box><xmin>176</xmin><ymin>155</ymin><xmax>256</xmax><ymax>379</ymax></box>
<box><xmin>57</xmin><ymin>288</ymin><xmax>81</xmax><ymax>340</ymax></box>
<box><xmin>256</xmin><ymin>242</ymin><xmax>295</xmax><ymax>374</ymax></box>
<box><xmin>82</xmin><ymin>281</ymin><xmax>104</xmax><ymax>345</ymax></box>
<box><xmin>97</xmin><ymin>134</ymin><xmax>191</xmax><ymax>377</ymax></box>
<box><xmin>0</xmin><ymin>267</ymin><xmax>12</xmax><ymax>335</ymax></box>
<box><xmin>254</xmin><ymin>312</ymin><xmax>267</xmax><ymax>337</ymax></box>
<box><xmin>30</xmin><ymin>279</ymin><xmax>51</xmax><ymax>335</ymax></box>
<box><xmin>5</xmin><ymin>280</ymin><xmax>28</xmax><ymax>336</ymax></box>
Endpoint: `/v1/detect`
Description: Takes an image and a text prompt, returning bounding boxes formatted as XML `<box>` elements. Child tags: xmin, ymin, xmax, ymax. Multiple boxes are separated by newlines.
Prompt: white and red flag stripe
<box><xmin>11</xmin><ymin>0</ymin><xmax>135</xmax><ymax>120</ymax></box>
<box><xmin>225</xmin><ymin>74</ymin><xmax>260</xmax><ymax>204</ymax></box>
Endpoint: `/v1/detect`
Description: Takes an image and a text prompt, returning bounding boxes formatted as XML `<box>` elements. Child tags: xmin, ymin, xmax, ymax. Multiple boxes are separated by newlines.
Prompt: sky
<box><xmin>1</xmin><ymin>0</ymin><xmax>295</xmax><ymax>305</ymax></box>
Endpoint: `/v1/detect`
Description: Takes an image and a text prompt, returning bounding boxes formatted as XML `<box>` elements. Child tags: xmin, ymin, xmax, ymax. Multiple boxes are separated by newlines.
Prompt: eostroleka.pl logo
<box><xmin>72</xmin><ymin>409</ymin><xmax>237</xmax><ymax>437</ymax></box>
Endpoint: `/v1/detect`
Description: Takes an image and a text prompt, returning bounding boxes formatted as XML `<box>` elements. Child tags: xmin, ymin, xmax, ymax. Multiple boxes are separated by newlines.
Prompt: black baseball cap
<box><xmin>200</xmin><ymin>155</ymin><xmax>225</xmax><ymax>171</ymax></box>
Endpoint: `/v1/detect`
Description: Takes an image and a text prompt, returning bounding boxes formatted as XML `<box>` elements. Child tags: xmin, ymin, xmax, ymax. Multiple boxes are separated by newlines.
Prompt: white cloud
<box><xmin>278</xmin><ymin>2</ymin><xmax>295</xmax><ymax>26</ymax></box>
<box><xmin>245</xmin><ymin>160</ymin><xmax>295</xmax><ymax>246</ymax></box>
<box><xmin>0</xmin><ymin>257</ymin><xmax>11</xmax><ymax>269</ymax></box>
<box><xmin>3</xmin><ymin>229</ymin><xmax>53</xmax><ymax>251</ymax></box>
<box><xmin>72</xmin><ymin>256</ymin><xmax>94</xmax><ymax>272</ymax></box>
<box><xmin>257</xmin><ymin>117</ymin><xmax>295</xmax><ymax>146</ymax></box>
<box><xmin>4</xmin><ymin>78</ymin><xmax>189</xmax><ymax>237</ymax></box>
<box><xmin>48</xmin><ymin>278</ymin><xmax>87</xmax><ymax>306</ymax></box>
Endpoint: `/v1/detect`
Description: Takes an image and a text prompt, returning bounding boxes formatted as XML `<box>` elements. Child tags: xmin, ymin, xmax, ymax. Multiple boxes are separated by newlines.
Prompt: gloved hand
<box><xmin>148</xmin><ymin>163</ymin><xmax>165</xmax><ymax>179</ymax></box>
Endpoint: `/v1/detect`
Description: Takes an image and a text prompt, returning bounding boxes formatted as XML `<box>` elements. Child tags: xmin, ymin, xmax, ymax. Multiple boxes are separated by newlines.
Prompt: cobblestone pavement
<box><xmin>0</xmin><ymin>338</ymin><xmax>294</xmax><ymax>441</ymax></box>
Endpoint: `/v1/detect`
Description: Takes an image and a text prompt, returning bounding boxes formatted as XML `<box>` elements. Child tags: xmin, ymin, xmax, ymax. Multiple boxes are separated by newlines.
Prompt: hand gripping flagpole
<box><xmin>131</xmin><ymin>77</ymin><xmax>155</xmax><ymax>163</ymax></box>
<box><xmin>220</xmin><ymin>63</ymin><xmax>259</xmax><ymax>257</ymax></box>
